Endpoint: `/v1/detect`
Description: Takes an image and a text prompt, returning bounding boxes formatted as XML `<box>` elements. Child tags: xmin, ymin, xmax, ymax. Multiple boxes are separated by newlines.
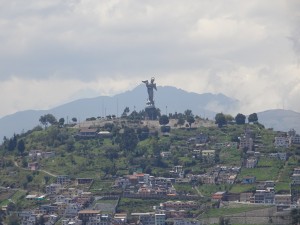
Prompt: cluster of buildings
<box><xmin>190</xmin><ymin>166</ymin><xmax>240</xmax><ymax>185</ymax></box>
<box><xmin>16</xmin><ymin>176</ymin><xmax>120</xmax><ymax>225</ymax></box>
<box><xmin>274</xmin><ymin>130</ymin><xmax>300</xmax><ymax>148</ymax></box>
<box><xmin>114</xmin><ymin>173</ymin><xmax>177</xmax><ymax>198</ymax></box>
<box><xmin>27</xmin><ymin>150</ymin><xmax>55</xmax><ymax>170</ymax></box>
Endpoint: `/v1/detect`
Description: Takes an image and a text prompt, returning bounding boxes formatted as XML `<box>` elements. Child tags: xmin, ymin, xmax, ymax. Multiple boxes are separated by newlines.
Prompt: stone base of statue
<box><xmin>145</xmin><ymin>101</ymin><xmax>157</xmax><ymax>120</ymax></box>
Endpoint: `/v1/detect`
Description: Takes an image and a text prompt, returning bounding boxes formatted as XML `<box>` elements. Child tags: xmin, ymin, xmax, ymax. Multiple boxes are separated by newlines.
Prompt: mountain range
<box><xmin>0</xmin><ymin>85</ymin><xmax>299</xmax><ymax>139</ymax></box>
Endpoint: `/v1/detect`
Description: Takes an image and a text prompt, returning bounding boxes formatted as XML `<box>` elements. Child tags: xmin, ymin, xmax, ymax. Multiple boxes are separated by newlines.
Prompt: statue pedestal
<box><xmin>145</xmin><ymin>103</ymin><xmax>157</xmax><ymax>120</ymax></box>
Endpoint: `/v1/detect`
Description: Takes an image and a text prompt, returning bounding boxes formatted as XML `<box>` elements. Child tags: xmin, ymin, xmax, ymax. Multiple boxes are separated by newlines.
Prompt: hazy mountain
<box><xmin>257</xmin><ymin>109</ymin><xmax>300</xmax><ymax>133</ymax></box>
<box><xmin>0</xmin><ymin>85</ymin><xmax>238</xmax><ymax>139</ymax></box>
<box><xmin>0</xmin><ymin>85</ymin><xmax>299</xmax><ymax>140</ymax></box>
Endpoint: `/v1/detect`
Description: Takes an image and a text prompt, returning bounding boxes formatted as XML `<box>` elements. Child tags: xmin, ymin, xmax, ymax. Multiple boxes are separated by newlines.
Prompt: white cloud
<box><xmin>0</xmin><ymin>0</ymin><xmax>299</xmax><ymax>118</ymax></box>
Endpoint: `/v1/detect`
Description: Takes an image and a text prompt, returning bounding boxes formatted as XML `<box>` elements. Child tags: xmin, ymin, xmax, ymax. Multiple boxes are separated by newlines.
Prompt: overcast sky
<box><xmin>0</xmin><ymin>0</ymin><xmax>299</xmax><ymax>118</ymax></box>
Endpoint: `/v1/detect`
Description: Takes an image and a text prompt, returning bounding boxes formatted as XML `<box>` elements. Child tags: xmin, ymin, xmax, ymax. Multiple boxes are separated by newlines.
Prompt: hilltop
<box><xmin>0</xmin><ymin>111</ymin><xmax>300</xmax><ymax>224</ymax></box>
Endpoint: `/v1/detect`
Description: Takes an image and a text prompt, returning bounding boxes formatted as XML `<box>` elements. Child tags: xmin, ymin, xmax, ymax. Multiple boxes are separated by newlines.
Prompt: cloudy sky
<box><xmin>1</xmin><ymin>0</ymin><xmax>299</xmax><ymax>118</ymax></box>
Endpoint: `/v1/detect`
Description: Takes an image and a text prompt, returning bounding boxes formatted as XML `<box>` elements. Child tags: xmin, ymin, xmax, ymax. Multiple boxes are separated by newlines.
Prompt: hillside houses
<box><xmin>114</xmin><ymin>173</ymin><xmax>177</xmax><ymax>198</ymax></box>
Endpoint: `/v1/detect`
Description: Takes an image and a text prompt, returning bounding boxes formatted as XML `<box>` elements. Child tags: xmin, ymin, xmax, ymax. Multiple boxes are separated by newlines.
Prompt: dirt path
<box><xmin>14</xmin><ymin>160</ymin><xmax>57</xmax><ymax>177</ymax></box>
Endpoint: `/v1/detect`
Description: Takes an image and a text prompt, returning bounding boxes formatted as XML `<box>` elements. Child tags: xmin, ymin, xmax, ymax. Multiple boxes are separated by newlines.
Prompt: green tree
<box><xmin>17</xmin><ymin>139</ymin><xmax>25</xmax><ymax>155</ymax></box>
<box><xmin>39</xmin><ymin>114</ymin><xmax>57</xmax><ymax>128</ymax></box>
<box><xmin>235</xmin><ymin>113</ymin><xmax>246</xmax><ymax>125</ymax></box>
<box><xmin>7</xmin><ymin>134</ymin><xmax>17</xmax><ymax>151</ymax></box>
<box><xmin>225</xmin><ymin>114</ymin><xmax>234</xmax><ymax>123</ymax></box>
<box><xmin>71</xmin><ymin>117</ymin><xmax>77</xmax><ymax>123</ymax></box>
<box><xmin>215</xmin><ymin>113</ymin><xmax>226</xmax><ymax>128</ymax></box>
<box><xmin>159</xmin><ymin>115</ymin><xmax>169</xmax><ymax>126</ymax></box>
<box><xmin>248</xmin><ymin>113</ymin><xmax>258</xmax><ymax>123</ymax></box>
<box><xmin>186</xmin><ymin>115</ymin><xmax>195</xmax><ymax>128</ymax></box>
<box><xmin>119</xmin><ymin>127</ymin><xmax>138</xmax><ymax>152</ymax></box>
<box><xmin>44</xmin><ymin>176</ymin><xmax>50</xmax><ymax>185</ymax></box>
<box><xmin>58</xmin><ymin>118</ymin><xmax>65</xmax><ymax>127</ymax></box>
<box><xmin>184</xmin><ymin>109</ymin><xmax>193</xmax><ymax>117</ymax></box>
<box><xmin>137</xmin><ymin>126</ymin><xmax>149</xmax><ymax>141</ymax></box>
<box><xmin>121</xmin><ymin>107</ymin><xmax>130</xmax><ymax>118</ymax></box>
<box><xmin>177</xmin><ymin>116</ymin><xmax>185</xmax><ymax>128</ymax></box>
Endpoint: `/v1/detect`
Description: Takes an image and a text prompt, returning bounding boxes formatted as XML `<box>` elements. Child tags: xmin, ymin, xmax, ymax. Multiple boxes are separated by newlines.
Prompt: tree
<box><xmin>215</xmin><ymin>113</ymin><xmax>226</xmax><ymax>128</ymax></box>
<box><xmin>121</xmin><ymin>107</ymin><xmax>130</xmax><ymax>118</ymax></box>
<box><xmin>17</xmin><ymin>139</ymin><xmax>25</xmax><ymax>155</ymax></box>
<box><xmin>177</xmin><ymin>116</ymin><xmax>185</xmax><ymax>128</ymax></box>
<box><xmin>44</xmin><ymin>176</ymin><xmax>50</xmax><ymax>185</ymax></box>
<box><xmin>119</xmin><ymin>127</ymin><xmax>138</xmax><ymax>152</ymax></box>
<box><xmin>159</xmin><ymin>115</ymin><xmax>169</xmax><ymax>126</ymax></box>
<box><xmin>235</xmin><ymin>113</ymin><xmax>246</xmax><ymax>125</ymax></box>
<box><xmin>58</xmin><ymin>118</ymin><xmax>65</xmax><ymax>127</ymax></box>
<box><xmin>184</xmin><ymin>109</ymin><xmax>193</xmax><ymax>117</ymax></box>
<box><xmin>7</xmin><ymin>134</ymin><xmax>18</xmax><ymax>151</ymax></box>
<box><xmin>46</xmin><ymin>114</ymin><xmax>57</xmax><ymax>125</ymax></box>
<box><xmin>39</xmin><ymin>114</ymin><xmax>57</xmax><ymax>128</ymax></box>
<box><xmin>248</xmin><ymin>113</ymin><xmax>258</xmax><ymax>123</ymax></box>
<box><xmin>186</xmin><ymin>115</ymin><xmax>195</xmax><ymax>128</ymax></box>
<box><xmin>71</xmin><ymin>117</ymin><xmax>77</xmax><ymax>123</ymax></box>
<box><xmin>225</xmin><ymin>114</ymin><xmax>234</xmax><ymax>123</ymax></box>
<box><xmin>183</xmin><ymin>109</ymin><xmax>195</xmax><ymax>128</ymax></box>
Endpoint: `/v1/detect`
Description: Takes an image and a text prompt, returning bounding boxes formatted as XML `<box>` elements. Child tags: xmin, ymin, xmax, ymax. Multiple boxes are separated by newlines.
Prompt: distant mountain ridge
<box><xmin>0</xmin><ymin>85</ymin><xmax>299</xmax><ymax>139</ymax></box>
<box><xmin>257</xmin><ymin>109</ymin><xmax>300</xmax><ymax>133</ymax></box>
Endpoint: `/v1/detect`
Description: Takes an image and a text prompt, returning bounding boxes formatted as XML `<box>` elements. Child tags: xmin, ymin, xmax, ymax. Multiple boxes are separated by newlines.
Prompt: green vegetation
<box><xmin>202</xmin><ymin>203</ymin><xmax>270</xmax><ymax>218</ymax></box>
<box><xmin>117</xmin><ymin>198</ymin><xmax>162</xmax><ymax>215</ymax></box>
<box><xmin>0</xmin><ymin>111</ymin><xmax>298</xmax><ymax>222</ymax></box>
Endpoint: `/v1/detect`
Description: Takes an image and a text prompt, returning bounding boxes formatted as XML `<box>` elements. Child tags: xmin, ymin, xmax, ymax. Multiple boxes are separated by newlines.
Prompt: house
<box><xmin>46</xmin><ymin>183</ymin><xmax>62</xmax><ymax>195</ymax></box>
<box><xmin>173</xmin><ymin>166</ymin><xmax>183</xmax><ymax>173</ymax></box>
<box><xmin>269</xmin><ymin>152</ymin><xmax>287</xmax><ymax>161</ymax></box>
<box><xmin>227</xmin><ymin>175</ymin><xmax>237</xmax><ymax>184</ymax></box>
<box><xmin>43</xmin><ymin>151</ymin><xmax>55</xmax><ymax>158</ymax></box>
<box><xmin>173</xmin><ymin>218</ymin><xmax>202</xmax><ymax>225</ymax></box>
<box><xmin>240</xmin><ymin>193</ymin><xmax>253</xmax><ymax>202</ymax></box>
<box><xmin>211</xmin><ymin>191</ymin><xmax>227</xmax><ymax>201</ymax></box>
<box><xmin>242</xmin><ymin>176</ymin><xmax>256</xmax><ymax>184</ymax></box>
<box><xmin>78</xmin><ymin>210</ymin><xmax>102</xmax><ymax>223</ymax></box>
<box><xmin>161</xmin><ymin>201</ymin><xmax>198</xmax><ymax>210</ymax></box>
<box><xmin>274</xmin><ymin>136</ymin><xmax>289</xmax><ymax>148</ymax></box>
<box><xmin>278</xmin><ymin>152</ymin><xmax>288</xmax><ymax>161</ymax></box>
<box><xmin>76</xmin><ymin>178</ymin><xmax>94</xmax><ymax>185</ymax></box>
<box><xmin>160</xmin><ymin>151</ymin><xmax>172</xmax><ymax>158</ymax></box>
<box><xmin>98</xmin><ymin>131</ymin><xmax>112</xmax><ymax>138</ymax></box>
<box><xmin>45</xmin><ymin>214</ymin><xmax>58</xmax><ymax>225</ymax></box>
<box><xmin>274</xmin><ymin>194</ymin><xmax>291</xmax><ymax>205</ymax></box>
<box><xmin>252</xmin><ymin>190</ymin><xmax>275</xmax><ymax>204</ymax></box>
<box><xmin>265</xmin><ymin>180</ymin><xmax>275</xmax><ymax>188</ymax></box>
<box><xmin>76</xmin><ymin>128</ymin><xmax>98</xmax><ymax>139</ymax></box>
<box><xmin>290</xmin><ymin>135</ymin><xmax>300</xmax><ymax>145</ymax></box>
<box><xmin>294</xmin><ymin>168</ymin><xmax>300</xmax><ymax>175</ymax></box>
<box><xmin>40</xmin><ymin>204</ymin><xmax>58</xmax><ymax>215</ymax></box>
<box><xmin>61</xmin><ymin>218</ymin><xmax>83</xmax><ymax>225</ymax></box>
<box><xmin>239</xmin><ymin>136</ymin><xmax>253</xmax><ymax>151</ymax></box>
<box><xmin>113</xmin><ymin>213</ymin><xmax>127</xmax><ymax>225</ymax></box>
<box><xmin>131</xmin><ymin>212</ymin><xmax>166</xmax><ymax>225</ymax></box>
<box><xmin>28</xmin><ymin>162</ymin><xmax>39</xmax><ymax>171</ymax></box>
<box><xmin>292</xmin><ymin>174</ymin><xmax>300</xmax><ymax>184</ymax></box>
<box><xmin>291</xmin><ymin>183</ymin><xmax>300</xmax><ymax>203</ymax></box>
<box><xmin>18</xmin><ymin>211</ymin><xmax>38</xmax><ymax>225</ymax></box>
<box><xmin>86</xmin><ymin>213</ymin><xmax>112</xmax><ymax>225</ymax></box>
<box><xmin>201</xmin><ymin>150</ymin><xmax>215</xmax><ymax>157</ymax></box>
<box><xmin>56</xmin><ymin>175</ymin><xmax>70</xmax><ymax>186</ymax></box>
<box><xmin>29</xmin><ymin>150</ymin><xmax>43</xmax><ymax>159</ymax></box>
<box><xmin>245</xmin><ymin>158</ymin><xmax>258</xmax><ymax>168</ymax></box>
<box><xmin>26</xmin><ymin>194</ymin><xmax>37</xmax><ymax>200</ymax></box>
